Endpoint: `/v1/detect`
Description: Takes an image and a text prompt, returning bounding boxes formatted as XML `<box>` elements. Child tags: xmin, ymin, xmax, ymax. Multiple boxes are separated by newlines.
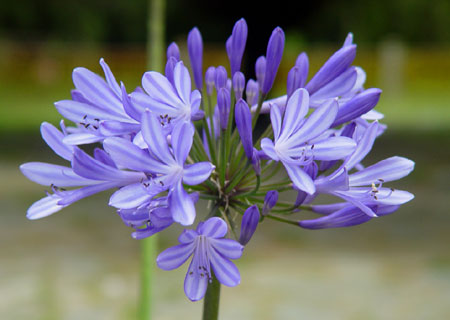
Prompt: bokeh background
<box><xmin>1</xmin><ymin>0</ymin><xmax>449</xmax><ymax>319</ymax></box>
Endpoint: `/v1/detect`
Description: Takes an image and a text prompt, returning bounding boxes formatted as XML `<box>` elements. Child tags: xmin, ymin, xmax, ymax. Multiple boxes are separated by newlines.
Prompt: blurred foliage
<box><xmin>1</xmin><ymin>0</ymin><xmax>450</xmax><ymax>44</ymax></box>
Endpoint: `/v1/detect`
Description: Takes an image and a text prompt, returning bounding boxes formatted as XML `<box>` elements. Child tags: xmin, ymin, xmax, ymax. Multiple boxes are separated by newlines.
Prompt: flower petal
<box><xmin>209</xmin><ymin>238</ymin><xmax>244</xmax><ymax>259</ymax></box>
<box><xmin>284</xmin><ymin>163</ymin><xmax>315</xmax><ymax>194</ymax></box>
<box><xmin>141</xmin><ymin>110</ymin><xmax>174</xmax><ymax>165</ymax></box>
<box><xmin>169</xmin><ymin>181</ymin><xmax>196</xmax><ymax>226</ymax></box>
<box><xmin>173</xmin><ymin>62</ymin><xmax>192</xmax><ymax>104</ymax></box>
<box><xmin>184</xmin><ymin>258</ymin><xmax>208</xmax><ymax>301</ymax></box>
<box><xmin>40</xmin><ymin>122</ymin><xmax>74</xmax><ymax>161</ymax></box>
<box><xmin>20</xmin><ymin>162</ymin><xmax>97</xmax><ymax>187</ymax></box>
<box><xmin>103</xmin><ymin>137</ymin><xmax>169</xmax><ymax>174</ymax></box>
<box><xmin>279</xmin><ymin>88</ymin><xmax>309</xmax><ymax>141</ymax></box>
<box><xmin>156</xmin><ymin>242</ymin><xmax>195</xmax><ymax>270</ymax></box>
<box><xmin>349</xmin><ymin>156</ymin><xmax>415</xmax><ymax>186</ymax></box>
<box><xmin>198</xmin><ymin>217</ymin><xmax>228</xmax><ymax>238</ymax></box>
<box><xmin>209</xmin><ymin>246</ymin><xmax>241</xmax><ymax>287</ymax></box>
<box><xmin>109</xmin><ymin>183</ymin><xmax>154</xmax><ymax>209</ymax></box>
<box><xmin>183</xmin><ymin>162</ymin><xmax>214</xmax><ymax>185</ymax></box>
<box><xmin>171</xmin><ymin>122</ymin><xmax>194</xmax><ymax>164</ymax></box>
<box><xmin>299</xmin><ymin>205</ymin><xmax>374</xmax><ymax>229</ymax></box>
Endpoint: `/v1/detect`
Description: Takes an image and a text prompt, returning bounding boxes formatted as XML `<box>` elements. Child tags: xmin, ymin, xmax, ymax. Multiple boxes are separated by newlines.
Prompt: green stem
<box><xmin>139</xmin><ymin>237</ymin><xmax>156</xmax><ymax>320</ymax></box>
<box><xmin>140</xmin><ymin>0</ymin><xmax>165</xmax><ymax>319</ymax></box>
<box><xmin>202</xmin><ymin>275</ymin><xmax>221</xmax><ymax>320</ymax></box>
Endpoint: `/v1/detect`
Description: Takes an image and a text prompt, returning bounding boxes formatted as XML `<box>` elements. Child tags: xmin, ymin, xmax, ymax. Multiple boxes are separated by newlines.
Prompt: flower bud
<box><xmin>205</xmin><ymin>66</ymin><xmax>216</xmax><ymax>95</ymax></box>
<box><xmin>217</xmin><ymin>88</ymin><xmax>231</xmax><ymax>130</ymax></box>
<box><xmin>215</xmin><ymin>66</ymin><xmax>228</xmax><ymax>90</ymax></box>
<box><xmin>246</xmin><ymin>79</ymin><xmax>259</xmax><ymax>105</ymax></box>
<box><xmin>332</xmin><ymin>88</ymin><xmax>382</xmax><ymax>127</ymax></box>
<box><xmin>239</xmin><ymin>205</ymin><xmax>260</xmax><ymax>245</ymax></box>
<box><xmin>295</xmin><ymin>52</ymin><xmax>309</xmax><ymax>88</ymax></box>
<box><xmin>165</xmin><ymin>57</ymin><xmax>177</xmax><ymax>86</ymax></box>
<box><xmin>166</xmin><ymin>42</ymin><xmax>180</xmax><ymax>61</ymax></box>
<box><xmin>262</xmin><ymin>190</ymin><xmax>278</xmax><ymax>215</ymax></box>
<box><xmin>228</xmin><ymin>18</ymin><xmax>248</xmax><ymax>75</ymax></box>
<box><xmin>262</xmin><ymin>27</ymin><xmax>285</xmax><ymax>94</ymax></box>
<box><xmin>233</xmin><ymin>72</ymin><xmax>245</xmax><ymax>99</ymax></box>
<box><xmin>255</xmin><ymin>56</ymin><xmax>266</xmax><ymax>89</ymax></box>
<box><xmin>235</xmin><ymin>99</ymin><xmax>253</xmax><ymax>159</ymax></box>
<box><xmin>187</xmin><ymin>27</ymin><xmax>203</xmax><ymax>89</ymax></box>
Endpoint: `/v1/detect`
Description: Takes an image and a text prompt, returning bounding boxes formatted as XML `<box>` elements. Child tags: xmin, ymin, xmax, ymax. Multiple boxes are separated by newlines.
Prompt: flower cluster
<box><xmin>21</xmin><ymin>18</ymin><xmax>414</xmax><ymax>301</ymax></box>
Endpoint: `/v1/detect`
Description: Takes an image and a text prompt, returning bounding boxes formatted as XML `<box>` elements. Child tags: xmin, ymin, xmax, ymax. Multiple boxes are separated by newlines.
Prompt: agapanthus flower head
<box><xmin>21</xmin><ymin>18</ymin><xmax>414</xmax><ymax>302</ymax></box>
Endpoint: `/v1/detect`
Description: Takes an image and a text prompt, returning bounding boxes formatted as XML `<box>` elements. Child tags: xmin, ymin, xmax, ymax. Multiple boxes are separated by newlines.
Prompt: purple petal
<box><xmin>72</xmin><ymin>67</ymin><xmax>123</xmax><ymax>113</ymax></box>
<box><xmin>141</xmin><ymin>110</ymin><xmax>174</xmax><ymax>165</ymax></box>
<box><xmin>209</xmin><ymin>238</ymin><xmax>243</xmax><ymax>259</ymax></box>
<box><xmin>279</xmin><ymin>88</ymin><xmax>309</xmax><ymax>141</ymax></box>
<box><xmin>178</xmin><ymin>229</ymin><xmax>199</xmax><ymax>244</ymax></box>
<box><xmin>157</xmin><ymin>242</ymin><xmax>195</xmax><ymax>270</ymax></box>
<box><xmin>299</xmin><ymin>205</ymin><xmax>374</xmax><ymax>229</ymax></box>
<box><xmin>40</xmin><ymin>122</ymin><xmax>74</xmax><ymax>161</ymax></box>
<box><xmin>198</xmin><ymin>217</ymin><xmax>228</xmax><ymax>238</ymax></box>
<box><xmin>55</xmin><ymin>100</ymin><xmax>126</xmax><ymax>123</ymax></box>
<box><xmin>183</xmin><ymin>162</ymin><xmax>214</xmax><ymax>185</ymax></box>
<box><xmin>287</xmin><ymin>99</ymin><xmax>338</xmax><ymax>145</ymax></box>
<box><xmin>343</xmin><ymin>121</ymin><xmax>379</xmax><ymax>170</ymax></box>
<box><xmin>349</xmin><ymin>156</ymin><xmax>415</xmax><ymax>186</ymax></box>
<box><xmin>305</xmin><ymin>45</ymin><xmax>356</xmax><ymax>95</ymax></box>
<box><xmin>209</xmin><ymin>247</ymin><xmax>241</xmax><ymax>287</ymax></box>
<box><xmin>284</xmin><ymin>163</ymin><xmax>315</xmax><ymax>194</ymax></box>
<box><xmin>94</xmin><ymin>148</ymin><xmax>117</xmax><ymax>168</ymax></box>
<box><xmin>27</xmin><ymin>194</ymin><xmax>66</xmax><ymax>220</ymax></box>
<box><xmin>171</xmin><ymin>122</ymin><xmax>194</xmax><ymax>165</ymax></box>
<box><xmin>310</xmin><ymin>67</ymin><xmax>357</xmax><ymax>102</ymax></box>
<box><xmin>260</xmin><ymin>138</ymin><xmax>279</xmax><ymax>161</ymax></box>
<box><xmin>173</xmin><ymin>61</ymin><xmax>192</xmax><ymax>104</ymax></box>
<box><xmin>57</xmin><ymin>181</ymin><xmax>119</xmax><ymax>206</ymax></box>
<box><xmin>169</xmin><ymin>181</ymin><xmax>196</xmax><ymax>226</ymax></box>
<box><xmin>263</xmin><ymin>190</ymin><xmax>279</xmax><ymax>215</ymax></box>
<box><xmin>103</xmin><ymin>137</ymin><xmax>169</xmax><ymax>173</ymax></box>
<box><xmin>109</xmin><ymin>183</ymin><xmax>153</xmax><ymax>209</ymax></box>
<box><xmin>72</xmin><ymin>149</ymin><xmax>145</xmax><ymax>182</ymax></box>
<box><xmin>99</xmin><ymin>58</ymin><xmax>121</xmax><ymax>97</ymax></box>
<box><xmin>63</xmin><ymin>133</ymin><xmax>103</xmax><ymax>146</ymax></box>
<box><xmin>98</xmin><ymin>120</ymin><xmax>139</xmax><ymax>136</ymax></box>
<box><xmin>184</xmin><ymin>257</ymin><xmax>208</xmax><ymax>301</ymax></box>
<box><xmin>306</xmin><ymin>136</ymin><xmax>356</xmax><ymax>160</ymax></box>
<box><xmin>20</xmin><ymin>162</ymin><xmax>97</xmax><ymax>187</ymax></box>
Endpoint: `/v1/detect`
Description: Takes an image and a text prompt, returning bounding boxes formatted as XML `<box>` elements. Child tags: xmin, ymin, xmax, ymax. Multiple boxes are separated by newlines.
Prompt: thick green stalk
<box><xmin>140</xmin><ymin>0</ymin><xmax>165</xmax><ymax>319</ymax></box>
<box><xmin>202</xmin><ymin>275</ymin><xmax>221</xmax><ymax>320</ymax></box>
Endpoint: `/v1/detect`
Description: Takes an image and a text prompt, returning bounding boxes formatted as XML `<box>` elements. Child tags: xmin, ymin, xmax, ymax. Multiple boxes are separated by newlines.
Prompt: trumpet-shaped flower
<box><xmin>157</xmin><ymin>217</ymin><xmax>243</xmax><ymax>301</ymax></box>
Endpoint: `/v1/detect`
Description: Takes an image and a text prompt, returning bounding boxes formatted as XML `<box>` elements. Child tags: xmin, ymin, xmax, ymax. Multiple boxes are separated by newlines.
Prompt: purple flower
<box><xmin>239</xmin><ymin>205</ymin><xmax>260</xmax><ymax>245</ymax></box>
<box><xmin>56</xmin><ymin>59</ymin><xmax>139</xmax><ymax>145</ymax></box>
<box><xmin>106</xmin><ymin>113</ymin><xmax>214</xmax><ymax>226</ymax></box>
<box><xmin>261</xmin><ymin>88</ymin><xmax>356</xmax><ymax>194</ymax></box>
<box><xmin>313</xmin><ymin>121</ymin><xmax>414</xmax><ymax>217</ymax></box>
<box><xmin>157</xmin><ymin>217</ymin><xmax>243</xmax><ymax>301</ymax></box>
<box><xmin>187</xmin><ymin>27</ymin><xmax>203</xmax><ymax>90</ymax></box>
<box><xmin>131</xmin><ymin>61</ymin><xmax>204</xmax><ymax>125</ymax></box>
<box><xmin>262</xmin><ymin>27</ymin><xmax>285</xmax><ymax>94</ymax></box>
<box><xmin>20</xmin><ymin>122</ymin><xmax>145</xmax><ymax>219</ymax></box>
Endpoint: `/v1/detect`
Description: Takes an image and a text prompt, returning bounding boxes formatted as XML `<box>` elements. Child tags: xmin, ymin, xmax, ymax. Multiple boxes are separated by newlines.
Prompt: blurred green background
<box><xmin>1</xmin><ymin>0</ymin><xmax>449</xmax><ymax>319</ymax></box>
